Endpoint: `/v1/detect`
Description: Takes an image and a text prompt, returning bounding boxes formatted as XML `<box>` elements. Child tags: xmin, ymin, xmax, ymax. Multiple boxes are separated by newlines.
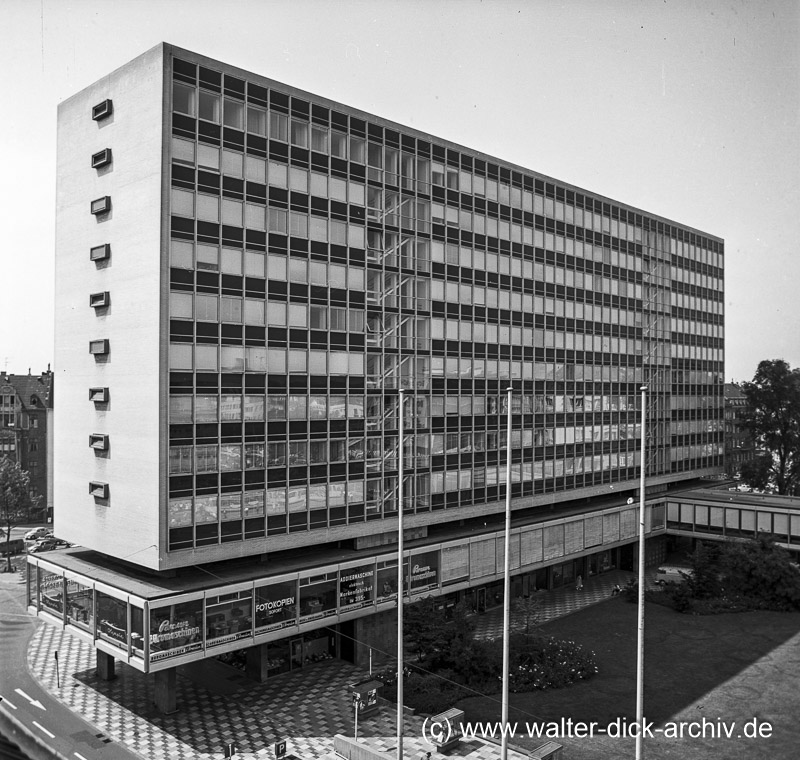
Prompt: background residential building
<box><xmin>0</xmin><ymin>368</ymin><xmax>54</xmax><ymax>521</ymax></box>
<box><xmin>724</xmin><ymin>381</ymin><xmax>756</xmax><ymax>476</ymax></box>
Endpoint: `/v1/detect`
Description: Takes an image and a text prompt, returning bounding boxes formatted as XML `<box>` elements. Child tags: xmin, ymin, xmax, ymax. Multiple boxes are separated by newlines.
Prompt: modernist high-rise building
<box><xmin>33</xmin><ymin>43</ymin><xmax>724</xmax><ymax>709</ymax></box>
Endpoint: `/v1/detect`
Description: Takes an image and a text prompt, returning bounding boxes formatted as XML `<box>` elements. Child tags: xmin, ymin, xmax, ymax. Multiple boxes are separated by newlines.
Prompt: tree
<box><xmin>0</xmin><ymin>458</ymin><xmax>38</xmax><ymax>571</ymax></box>
<box><xmin>741</xmin><ymin>360</ymin><xmax>800</xmax><ymax>495</ymax></box>
<box><xmin>738</xmin><ymin>454</ymin><xmax>772</xmax><ymax>492</ymax></box>
<box><xmin>403</xmin><ymin>596</ymin><xmax>473</xmax><ymax>666</ymax></box>
<box><xmin>512</xmin><ymin>594</ymin><xmax>543</xmax><ymax>635</ymax></box>
<box><xmin>719</xmin><ymin>536</ymin><xmax>800</xmax><ymax>610</ymax></box>
<box><xmin>686</xmin><ymin>540</ymin><xmax>723</xmax><ymax>599</ymax></box>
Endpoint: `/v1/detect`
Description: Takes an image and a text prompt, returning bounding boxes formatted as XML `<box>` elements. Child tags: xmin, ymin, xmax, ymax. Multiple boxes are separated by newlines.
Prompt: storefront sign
<box><xmin>206</xmin><ymin>630</ymin><xmax>250</xmax><ymax>649</ymax></box>
<box><xmin>96</xmin><ymin>592</ymin><xmax>129</xmax><ymax>649</ymax></box>
<box><xmin>409</xmin><ymin>550</ymin><xmax>439</xmax><ymax>592</ymax></box>
<box><xmin>339</xmin><ymin>564</ymin><xmax>374</xmax><ymax>609</ymax></box>
<box><xmin>149</xmin><ymin>599</ymin><xmax>203</xmax><ymax>663</ymax></box>
<box><xmin>39</xmin><ymin>572</ymin><xmax>64</xmax><ymax>615</ymax></box>
<box><xmin>98</xmin><ymin>618</ymin><xmax>127</xmax><ymax>645</ymax></box>
<box><xmin>254</xmin><ymin>580</ymin><xmax>297</xmax><ymax>633</ymax></box>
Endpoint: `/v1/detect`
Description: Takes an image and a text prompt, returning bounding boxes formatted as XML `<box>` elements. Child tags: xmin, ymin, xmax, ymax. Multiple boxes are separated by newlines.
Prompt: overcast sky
<box><xmin>1</xmin><ymin>0</ymin><xmax>797</xmax><ymax>383</ymax></box>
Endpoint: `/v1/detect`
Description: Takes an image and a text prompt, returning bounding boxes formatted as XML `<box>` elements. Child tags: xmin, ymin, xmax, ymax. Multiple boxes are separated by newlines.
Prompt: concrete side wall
<box><xmin>54</xmin><ymin>45</ymin><xmax>166</xmax><ymax>569</ymax></box>
<box><xmin>334</xmin><ymin>734</ymin><xmax>394</xmax><ymax>760</ymax></box>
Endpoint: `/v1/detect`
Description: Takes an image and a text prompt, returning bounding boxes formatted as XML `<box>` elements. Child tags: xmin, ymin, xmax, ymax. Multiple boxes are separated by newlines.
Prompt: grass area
<box><xmin>457</xmin><ymin>597</ymin><xmax>800</xmax><ymax>749</ymax></box>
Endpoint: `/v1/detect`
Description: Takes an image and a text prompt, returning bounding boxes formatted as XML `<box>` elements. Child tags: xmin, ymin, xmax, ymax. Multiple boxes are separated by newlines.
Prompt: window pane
<box><xmin>290</xmin><ymin>120</ymin><xmax>308</xmax><ymax>147</ymax></box>
<box><xmin>198</xmin><ymin>91</ymin><xmax>220</xmax><ymax>122</ymax></box>
<box><xmin>270</xmin><ymin>112</ymin><xmax>288</xmax><ymax>141</ymax></box>
<box><xmin>173</xmin><ymin>82</ymin><xmax>195</xmax><ymax>116</ymax></box>
<box><xmin>247</xmin><ymin>106</ymin><xmax>267</xmax><ymax>135</ymax></box>
<box><xmin>311</xmin><ymin>126</ymin><xmax>328</xmax><ymax>153</ymax></box>
<box><xmin>244</xmin><ymin>299</ymin><xmax>265</xmax><ymax>325</ymax></box>
<box><xmin>223</xmin><ymin>99</ymin><xmax>244</xmax><ymax>129</ymax></box>
<box><xmin>171</xmin><ymin>240</ymin><xmax>194</xmax><ymax>269</ymax></box>
<box><xmin>198</xmin><ymin>144</ymin><xmax>220</xmax><ymax>170</ymax></box>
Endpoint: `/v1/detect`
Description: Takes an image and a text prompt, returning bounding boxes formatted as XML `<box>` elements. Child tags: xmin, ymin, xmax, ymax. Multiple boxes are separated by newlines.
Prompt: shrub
<box><xmin>623</xmin><ymin>578</ymin><xmax>638</xmax><ymax>603</ymax></box>
<box><xmin>404</xmin><ymin>671</ymin><xmax>469</xmax><ymax>715</ymax></box>
<box><xmin>374</xmin><ymin>633</ymin><xmax>599</xmax><ymax>711</ymax></box>
<box><xmin>508</xmin><ymin>635</ymin><xmax>598</xmax><ymax>692</ymax></box>
<box><xmin>665</xmin><ymin>582</ymin><xmax>694</xmax><ymax>612</ymax></box>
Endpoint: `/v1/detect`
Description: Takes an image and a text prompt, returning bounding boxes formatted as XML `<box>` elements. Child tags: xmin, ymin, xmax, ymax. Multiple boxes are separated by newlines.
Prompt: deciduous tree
<box><xmin>741</xmin><ymin>360</ymin><xmax>800</xmax><ymax>495</ymax></box>
<box><xmin>0</xmin><ymin>458</ymin><xmax>38</xmax><ymax>571</ymax></box>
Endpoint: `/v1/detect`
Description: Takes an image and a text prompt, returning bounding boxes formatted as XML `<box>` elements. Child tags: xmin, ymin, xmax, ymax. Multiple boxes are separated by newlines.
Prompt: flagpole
<box><xmin>501</xmin><ymin>387</ymin><xmax>513</xmax><ymax>760</ymax></box>
<box><xmin>397</xmin><ymin>388</ymin><xmax>405</xmax><ymax>760</ymax></box>
<box><xmin>635</xmin><ymin>385</ymin><xmax>648</xmax><ymax>760</ymax></box>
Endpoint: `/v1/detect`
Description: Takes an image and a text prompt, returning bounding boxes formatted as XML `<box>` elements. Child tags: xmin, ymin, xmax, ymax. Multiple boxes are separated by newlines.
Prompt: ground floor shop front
<box><xmin>28</xmin><ymin>500</ymin><xmax>668</xmax><ymax>711</ymax></box>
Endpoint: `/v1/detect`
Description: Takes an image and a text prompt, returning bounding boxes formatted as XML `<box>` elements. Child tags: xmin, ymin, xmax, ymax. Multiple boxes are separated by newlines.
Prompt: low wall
<box><xmin>333</xmin><ymin>734</ymin><xmax>395</xmax><ymax>760</ymax></box>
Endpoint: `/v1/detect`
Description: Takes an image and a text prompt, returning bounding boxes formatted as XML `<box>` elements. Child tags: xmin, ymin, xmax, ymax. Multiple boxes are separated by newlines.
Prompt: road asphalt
<box><xmin>0</xmin><ymin>562</ymin><xmax>143</xmax><ymax>760</ymax></box>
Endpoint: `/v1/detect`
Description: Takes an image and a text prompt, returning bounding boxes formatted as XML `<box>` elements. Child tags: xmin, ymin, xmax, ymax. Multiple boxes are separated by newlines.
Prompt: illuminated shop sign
<box><xmin>338</xmin><ymin>564</ymin><xmax>375</xmax><ymax>610</ymax></box>
<box><xmin>149</xmin><ymin>599</ymin><xmax>203</xmax><ymax>663</ymax></box>
<box><xmin>254</xmin><ymin>580</ymin><xmax>297</xmax><ymax>634</ymax></box>
<box><xmin>409</xmin><ymin>550</ymin><xmax>439</xmax><ymax>593</ymax></box>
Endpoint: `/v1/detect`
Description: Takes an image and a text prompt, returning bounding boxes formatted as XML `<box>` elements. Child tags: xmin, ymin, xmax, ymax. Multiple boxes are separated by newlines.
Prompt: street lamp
<box><xmin>501</xmin><ymin>387</ymin><xmax>513</xmax><ymax>760</ymax></box>
<box><xmin>397</xmin><ymin>388</ymin><xmax>406</xmax><ymax>760</ymax></box>
<box><xmin>635</xmin><ymin>385</ymin><xmax>648</xmax><ymax>760</ymax></box>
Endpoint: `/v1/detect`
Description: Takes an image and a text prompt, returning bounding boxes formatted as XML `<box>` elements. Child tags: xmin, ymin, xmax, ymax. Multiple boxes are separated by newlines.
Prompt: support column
<box><xmin>153</xmin><ymin>668</ymin><xmax>177</xmax><ymax>714</ymax></box>
<box><xmin>96</xmin><ymin>650</ymin><xmax>115</xmax><ymax>681</ymax></box>
<box><xmin>245</xmin><ymin>643</ymin><xmax>270</xmax><ymax>683</ymax></box>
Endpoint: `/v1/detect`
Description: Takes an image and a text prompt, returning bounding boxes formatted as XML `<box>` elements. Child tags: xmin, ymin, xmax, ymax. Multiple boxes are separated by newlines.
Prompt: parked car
<box><xmin>655</xmin><ymin>566</ymin><xmax>693</xmax><ymax>585</ymax></box>
<box><xmin>24</xmin><ymin>527</ymin><xmax>51</xmax><ymax>541</ymax></box>
<box><xmin>28</xmin><ymin>538</ymin><xmax>69</xmax><ymax>554</ymax></box>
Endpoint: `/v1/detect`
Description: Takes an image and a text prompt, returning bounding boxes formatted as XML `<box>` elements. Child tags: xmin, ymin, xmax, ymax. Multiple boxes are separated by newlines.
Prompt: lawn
<box><xmin>457</xmin><ymin>597</ymin><xmax>800</xmax><ymax>759</ymax></box>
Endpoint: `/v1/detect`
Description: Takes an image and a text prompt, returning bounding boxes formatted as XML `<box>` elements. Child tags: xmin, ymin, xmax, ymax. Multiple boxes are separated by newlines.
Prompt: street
<box><xmin>0</xmin><ymin>560</ymin><xmax>142</xmax><ymax>760</ymax></box>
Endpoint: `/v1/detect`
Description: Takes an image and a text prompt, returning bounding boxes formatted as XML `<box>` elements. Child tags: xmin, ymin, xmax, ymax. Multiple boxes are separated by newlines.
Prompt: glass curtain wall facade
<box><xmin>165</xmin><ymin>52</ymin><xmax>724</xmax><ymax>555</ymax></box>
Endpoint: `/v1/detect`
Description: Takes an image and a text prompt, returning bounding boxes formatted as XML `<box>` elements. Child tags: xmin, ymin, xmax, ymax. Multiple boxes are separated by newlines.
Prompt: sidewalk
<box><xmin>471</xmin><ymin>569</ymin><xmax>644</xmax><ymax>640</ymax></box>
<box><xmin>20</xmin><ymin>569</ymin><xmax>649</xmax><ymax>760</ymax></box>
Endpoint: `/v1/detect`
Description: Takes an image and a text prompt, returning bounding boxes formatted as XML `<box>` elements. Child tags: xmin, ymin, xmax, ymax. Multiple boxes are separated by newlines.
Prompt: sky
<box><xmin>1</xmin><ymin>0</ymin><xmax>797</xmax><ymax>383</ymax></box>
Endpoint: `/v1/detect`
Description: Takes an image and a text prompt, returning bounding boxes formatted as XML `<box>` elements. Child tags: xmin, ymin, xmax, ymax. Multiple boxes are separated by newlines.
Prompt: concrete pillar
<box><xmin>153</xmin><ymin>668</ymin><xmax>177</xmax><ymax>714</ymax></box>
<box><xmin>245</xmin><ymin>643</ymin><xmax>270</xmax><ymax>683</ymax></box>
<box><xmin>96</xmin><ymin>650</ymin><xmax>115</xmax><ymax>681</ymax></box>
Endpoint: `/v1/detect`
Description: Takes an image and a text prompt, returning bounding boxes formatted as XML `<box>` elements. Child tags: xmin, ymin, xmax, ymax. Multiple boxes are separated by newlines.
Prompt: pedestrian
<box><xmin>575</xmin><ymin>574</ymin><xmax>583</xmax><ymax>592</ymax></box>
<box><xmin>611</xmin><ymin>584</ymin><xmax>622</xmax><ymax>596</ymax></box>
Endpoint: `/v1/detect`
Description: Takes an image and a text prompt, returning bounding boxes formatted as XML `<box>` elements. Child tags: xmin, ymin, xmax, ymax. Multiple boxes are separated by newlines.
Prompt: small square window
<box><xmin>89</xmin><ymin>339</ymin><xmax>109</xmax><ymax>355</ymax></box>
<box><xmin>90</xmin><ymin>244</ymin><xmax>111</xmax><ymax>261</ymax></box>
<box><xmin>90</xmin><ymin>196</ymin><xmax>111</xmax><ymax>215</ymax></box>
<box><xmin>89</xmin><ymin>481</ymin><xmax>109</xmax><ymax>499</ymax></box>
<box><xmin>91</xmin><ymin>149</ymin><xmax>112</xmax><ymax>169</ymax></box>
<box><xmin>92</xmin><ymin>99</ymin><xmax>113</xmax><ymax>121</ymax></box>
<box><xmin>89</xmin><ymin>433</ymin><xmax>109</xmax><ymax>450</ymax></box>
<box><xmin>89</xmin><ymin>291</ymin><xmax>110</xmax><ymax>308</ymax></box>
<box><xmin>89</xmin><ymin>387</ymin><xmax>109</xmax><ymax>403</ymax></box>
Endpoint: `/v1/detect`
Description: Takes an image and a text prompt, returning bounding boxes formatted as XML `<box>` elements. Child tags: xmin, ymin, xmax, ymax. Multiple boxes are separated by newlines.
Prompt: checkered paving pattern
<box><xmin>25</xmin><ymin>572</ymin><xmax>655</xmax><ymax>759</ymax></box>
<box><xmin>29</xmin><ymin>624</ymin><xmax>532</xmax><ymax>760</ymax></box>
<box><xmin>471</xmin><ymin>570</ymin><xmax>648</xmax><ymax>641</ymax></box>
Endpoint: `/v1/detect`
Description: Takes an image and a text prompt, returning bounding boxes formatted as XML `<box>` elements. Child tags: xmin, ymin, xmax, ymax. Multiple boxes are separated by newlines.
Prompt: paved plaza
<box><xmin>25</xmin><ymin>571</ymin><xmax>636</xmax><ymax>760</ymax></box>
